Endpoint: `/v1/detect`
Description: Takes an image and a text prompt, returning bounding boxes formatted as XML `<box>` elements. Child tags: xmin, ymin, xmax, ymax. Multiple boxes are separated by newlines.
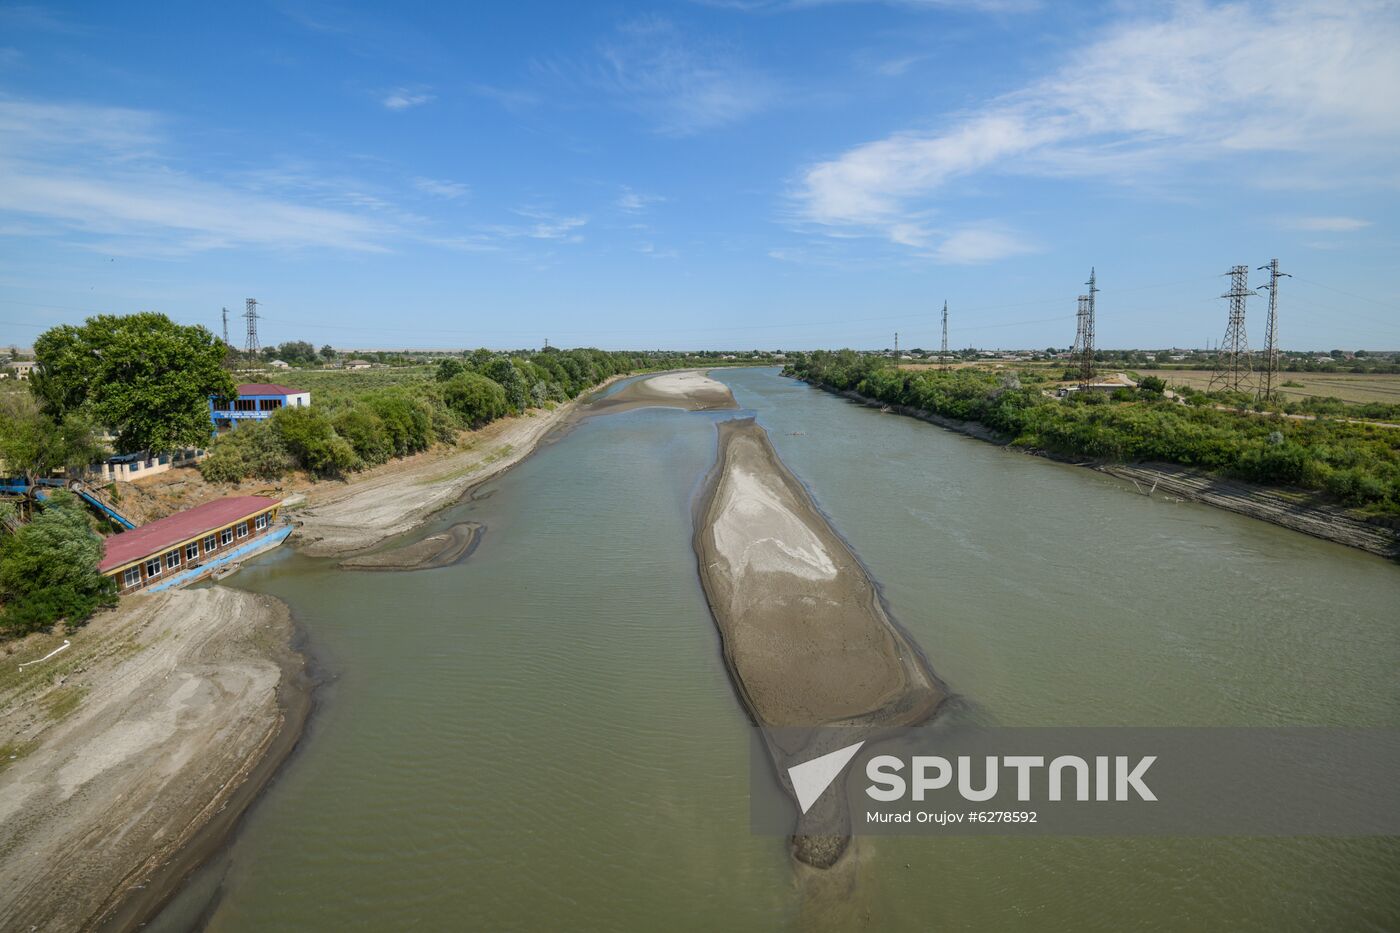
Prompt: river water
<box><xmin>152</xmin><ymin>367</ymin><xmax>1400</xmax><ymax>931</ymax></box>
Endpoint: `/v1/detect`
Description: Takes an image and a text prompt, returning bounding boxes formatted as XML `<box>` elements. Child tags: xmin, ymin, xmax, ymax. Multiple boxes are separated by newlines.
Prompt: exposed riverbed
<box><xmin>150</xmin><ymin>367</ymin><xmax>1400</xmax><ymax>931</ymax></box>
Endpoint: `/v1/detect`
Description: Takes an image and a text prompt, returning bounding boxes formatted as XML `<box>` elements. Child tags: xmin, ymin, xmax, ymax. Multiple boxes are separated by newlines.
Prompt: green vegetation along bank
<box><xmin>784</xmin><ymin>351</ymin><xmax>1400</xmax><ymax>523</ymax></box>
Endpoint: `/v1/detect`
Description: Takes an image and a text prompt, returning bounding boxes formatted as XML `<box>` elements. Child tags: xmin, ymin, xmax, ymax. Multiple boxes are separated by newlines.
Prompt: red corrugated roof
<box><xmin>236</xmin><ymin>383</ymin><xmax>303</xmax><ymax>396</ymax></box>
<box><xmin>99</xmin><ymin>496</ymin><xmax>280</xmax><ymax>572</ymax></box>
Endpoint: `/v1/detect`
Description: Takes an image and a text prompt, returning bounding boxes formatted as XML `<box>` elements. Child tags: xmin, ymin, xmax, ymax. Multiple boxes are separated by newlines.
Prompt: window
<box><xmin>259</xmin><ymin>398</ymin><xmax>284</xmax><ymax>411</ymax></box>
<box><xmin>204</xmin><ymin>534</ymin><xmax>217</xmax><ymax>552</ymax></box>
<box><xmin>220</xmin><ymin>528</ymin><xmax>234</xmax><ymax>546</ymax></box>
<box><xmin>165</xmin><ymin>550</ymin><xmax>181</xmax><ymax>569</ymax></box>
<box><xmin>236</xmin><ymin>522</ymin><xmax>249</xmax><ymax>539</ymax></box>
<box><xmin>145</xmin><ymin>558</ymin><xmax>162</xmax><ymax>578</ymax></box>
<box><xmin>186</xmin><ymin>542</ymin><xmax>199</xmax><ymax>561</ymax></box>
<box><xmin>123</xmin><ymin>567</ymin><xmax>141</xmax><ymax>589</ymax></box>
<box><xmin>255</xmin><ymin>513</ymin><xmax>269</xmax><ymax>531</ymax></box>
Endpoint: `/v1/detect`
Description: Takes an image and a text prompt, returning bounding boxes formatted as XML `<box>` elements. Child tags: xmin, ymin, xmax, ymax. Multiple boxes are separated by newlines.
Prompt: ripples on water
<box><xmin>153</xmin><ymin>368</ymin><xmax>1400</xmax><ymax>932</ymax></box>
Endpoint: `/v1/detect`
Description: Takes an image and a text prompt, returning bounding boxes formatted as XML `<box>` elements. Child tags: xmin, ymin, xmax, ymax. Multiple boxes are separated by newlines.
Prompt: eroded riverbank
<box><xmin>0</xmin><ymin>588</ymin><xmax>308</xmax><ymax>931</ymax></box>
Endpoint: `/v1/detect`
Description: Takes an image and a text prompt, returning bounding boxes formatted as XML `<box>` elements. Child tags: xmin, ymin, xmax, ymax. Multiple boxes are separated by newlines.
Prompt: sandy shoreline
<box><xmin>809</xmin><ymin>379</ymin><xmax>1400</xmax><ymax>560</ymax></box>
<box><xmin>0</xmin><ymin>588</ymin><xmax>309</xmax><ymax>932</ymax></box>
<box><xmin>583</xmin><ymin>369</ymin><xmax>739</xmax><ymax>415</ymax></box>
<box><xmin>340</xmin><ymin>521</ymin><xmax>482</xmax><ymax>571</ymax></box>
<box><xmin>693</xmin><ymin>418</ymin><xmax>945</xmax><ymax>869</ymax></box>
<box><xmin>293</xmin><ymin>373</ymin><xmax>634</xmax><ymax>558</ymax></box>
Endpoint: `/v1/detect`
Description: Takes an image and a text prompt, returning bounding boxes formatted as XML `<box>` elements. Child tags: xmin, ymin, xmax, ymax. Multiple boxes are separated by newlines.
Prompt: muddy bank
<box><xmin>340</xmin><ymin>521</ymin><xmax>482</xmax><ymax>571</ymax></box>
<box><xmin>693</xmin><ymin>418</ymin><xmax>944</xmax><ymax>868</ymax></box>
<box><xmin>0</xmin><ymin>587</ymin><xmax>309</xmax><ymax>932</ymax></box>
<box><xmin>806</xmin><ymin>379</ymin><xmax>1400</xmax><ymax>560</ymax></box>
<box><xmin>295</xmin><ymin>374</ymin><xmax>631</xmax><ymax>559</ymax></box>
<box><xmin>586</xmin><ymin>370</ymin><xmax>738</xmax><ymax>415</ymax></box>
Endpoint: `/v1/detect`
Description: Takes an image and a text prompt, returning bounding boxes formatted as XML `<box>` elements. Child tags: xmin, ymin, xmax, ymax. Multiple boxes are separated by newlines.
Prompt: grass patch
<box><xmin>42</xmin><ymin>684</ymin><xmax>87</xmax><ymax>721</ymax></box>
<box><xmin>0</xmin><ymin>738</ymin><xmax>38</xmax><ymax>773</ymax></box>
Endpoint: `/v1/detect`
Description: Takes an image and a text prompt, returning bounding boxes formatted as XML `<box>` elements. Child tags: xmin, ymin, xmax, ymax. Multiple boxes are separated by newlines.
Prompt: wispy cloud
<box><xmin>591</xmin><ymin>16</ymin><xmax>780</xmax><ymax>136</ymax></box>
<box><xmin>414</xmin><ymin>177</ymin><xmax>470</xmax><ymax>200</ymax></box>
<box><xmin>933</xmin><ymin>224</ymin><xmax>1036</xmax><ymax>264</ymax></box>
<box><xmin>0</xmin><ymin>98</ymin><xmax>396</xmax><ymax>254</ymax></box>
<box><xmin>794</xmin><ymin>2</ymin><xmax>1400</xmax><ymax>252</ymax></box>
<box><xmin>507</xmin><ymin>208</ymin><xmax>588</xmax><ymax>242</ymax></box>
<box><xmin>699</xmin><ymin>0</ymin><xmax>1037</xmax><ymax>11</ymax></box>
<box><xmin>1283</xmin><ymin>216</ymin><xmax>1372</xmax><ymax>232</ymax></box>
<box><xmin>381</xmin><ymin>86</ymin><xmax>434</xmax><ymax>110</ymax></box>
<box><xmin>616</xmin><ymin>186</ymin><xmax>665</xmax><ymax>213</ymax></box>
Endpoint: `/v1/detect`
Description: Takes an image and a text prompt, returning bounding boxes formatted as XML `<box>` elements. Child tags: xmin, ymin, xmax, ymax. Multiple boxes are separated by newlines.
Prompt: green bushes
<box><xmin>199</xmin><ymin>420</ymin><xmax>292</xmax><ymax>482</ymax></box>
<box><xmin>270</xmin><ymin>407</ymin><xmax>359</xmax><ymax>477</ymax></box>
<box><xmin>333</xmin><ymin>408</ymin><xmax>393</xmax><ymax>466</ymax></box>
<box><xmin>0</xmin><ymin>492</ymin><xmax>116</xmax><ymax>635</ymax></box>
<box><xmin>786</xmin><ymin>352</ymin><xmax>1400</xmax><ymax>516</ymax></box>
<box><xmin>441</xmin><ymin>372</ymin><xmax>508</xmax><ymax>427</ymax></box>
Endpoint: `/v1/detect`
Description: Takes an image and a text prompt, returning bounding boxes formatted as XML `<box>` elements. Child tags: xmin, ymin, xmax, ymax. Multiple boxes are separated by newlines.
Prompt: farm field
<box><xmin>1158</xmin><ymin>369</ymin><xmax>1400</xmax><ymax>404</ymax></box>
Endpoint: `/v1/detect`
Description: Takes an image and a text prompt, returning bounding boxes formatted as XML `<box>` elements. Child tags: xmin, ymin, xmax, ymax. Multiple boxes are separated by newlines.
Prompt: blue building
<box><xmin>210</xmin><ymin>382</ymin><xmax>311</xmax><ymax>430</ymax></box>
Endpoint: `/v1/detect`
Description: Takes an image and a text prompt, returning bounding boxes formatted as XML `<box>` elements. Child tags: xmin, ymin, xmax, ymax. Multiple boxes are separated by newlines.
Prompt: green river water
<box><xmin>151</xmin><ymin>366</ymin><xmax>1400</xmax><ymax>931</ymax></box>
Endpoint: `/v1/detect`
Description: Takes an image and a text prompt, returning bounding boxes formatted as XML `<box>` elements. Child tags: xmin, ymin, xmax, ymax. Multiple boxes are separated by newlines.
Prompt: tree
<box><xmin>32</xmin><ymin>313</ymin><xmax>235</xmax><ymax>454</ymax></box>
<box><xmin>483</xmin><ymin>359</ymin><xmax>529</xmax><ymax>413</ymax></box>
<box><xmin>0</xmin><ymin>491</ymin><xmax>116</xmax><ymax>634</ymax></box>
<box><xmin>0</xmin><ymin>394</ymin><xmax>106</xmax><ymax>478</ymax></box>
<box><xmin>270</xmin><ymin>407</ymin><xmax>359</xmax><ymax>476</ymax></box>
<box><xmin>321</xmin><ymin>345</ymin><xmax>337</xmax><ymax>361</ymax></box>
<box><xmin>441</xmin><ymin>372</ymin><xmax>508</xmax><ymax>427</ymax></box>
<box><xmin>435</xmin><ymin>357</ymin><xmax>467</xmax><ymax>382</ymax></box>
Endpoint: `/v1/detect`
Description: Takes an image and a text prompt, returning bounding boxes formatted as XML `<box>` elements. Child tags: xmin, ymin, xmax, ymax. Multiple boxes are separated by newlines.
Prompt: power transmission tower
<box><xmin>940</xmin><ymin>301</ymin><xmax>949</xmax><ymax>369</ymax></box>
<box><xmin>221</xmin><ymin>307</ymin><xmax>229</xmax><ymax>345</ymax></box>
<box><xmin>893</xmin><ymin>332</ymin><xmax>899</xmax><ymax>358</ymax></box>
<box><xmin>1072</xmin><ymin>295</ymin><xmax>1089</xmax><ymax>385</ymax></box>
<box><xmin>1208</xmin><ymin>266</ymin><xmax>1256</xmax><ymax>394</ymax></box>
<box><xmin>1080</xmin><ymin>268</ymin><xmax>1097</xmax><ymax>386</ymax></box>
<box><xmin>243</xmin><ymin>298</ymin><xmax>260</xmax><ymax>364</ymax></box>
<box><xmin>1255</xmin><ymin>258</ymin><xmax>1290</xmax><ymax>400</ymax></box>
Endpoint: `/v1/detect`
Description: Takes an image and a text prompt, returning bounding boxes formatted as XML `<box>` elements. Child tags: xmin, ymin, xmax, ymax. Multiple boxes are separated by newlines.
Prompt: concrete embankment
<box><xmin>0</xmin><ymin>587</ymin><xmax>309</xmax><ymax>931</ymax></box>
<box><xmin>693</xmin><ymin>418</ymin><xmax>945</xmax><ymax>869</ymax></box>
<box><xmin>805</xmin><ymin>378</ymin><xmax>1400</xmax><ymax>560</ymax></box>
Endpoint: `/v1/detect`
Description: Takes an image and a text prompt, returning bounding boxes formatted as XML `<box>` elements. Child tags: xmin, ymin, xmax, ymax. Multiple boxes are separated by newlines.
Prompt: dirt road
<box><xmin>0</xmin><ymin>588</ymin><xmax>306</xmax><ymax>931</ymax></box>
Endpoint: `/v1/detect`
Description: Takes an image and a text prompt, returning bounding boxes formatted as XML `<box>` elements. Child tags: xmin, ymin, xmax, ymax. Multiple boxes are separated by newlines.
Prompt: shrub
<box><xmin>441</xmin><ymin>372</ymin><xmax>509</xmax><ymax>427</ymax></box>
<box><xmin>271</xmin><ymin>407</ymin><xmax>360</xmax><ymax>477</ymax></box>
<box><xmin>0</xmin><ymin>491</ymin><xmax>116</xmax><ymax>635</ymax></box>
<box><xmin>199</xmin><ymin>420</ymin><xmax>292</xmax><ymax>482</ymax></box>
<box><xmin>333</xmin><ymin>408</ymin><xmax>393</xmax><ymax>466</ymax></box>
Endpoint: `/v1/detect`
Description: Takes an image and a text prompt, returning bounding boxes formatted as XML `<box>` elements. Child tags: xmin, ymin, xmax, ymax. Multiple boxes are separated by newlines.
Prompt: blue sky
<box><xmin>1</xmin><ymin>0</ymin><xmax>1397</xmax><ymax>351</ymax></box>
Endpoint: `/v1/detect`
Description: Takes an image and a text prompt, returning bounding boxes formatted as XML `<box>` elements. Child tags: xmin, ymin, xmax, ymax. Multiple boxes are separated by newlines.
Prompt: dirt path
<box><xmin>0</xmin><ymin>588</ymin><xmax>306</xmax><ymax>932</ymax></box>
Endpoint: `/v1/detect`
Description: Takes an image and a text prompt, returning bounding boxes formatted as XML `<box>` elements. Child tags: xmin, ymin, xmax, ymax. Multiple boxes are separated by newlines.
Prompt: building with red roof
<box><xmin>209</xmin><ymin>383</ymin><xmax>311</xmax><ymax>430</ymax></box>
<box><xmin>101</xmin><ymin>496</ymin><xmax>283</xmax><ymax>592</ymax></box>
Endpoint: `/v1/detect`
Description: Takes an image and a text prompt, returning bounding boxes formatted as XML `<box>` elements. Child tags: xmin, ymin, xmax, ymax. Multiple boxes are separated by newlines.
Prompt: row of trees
<box><xmin>201</xmin><ymin>348</ymin><xmax>691</xmax><ymax>482</ymax></box>
<box><xmin>785</xmin><ymin>352</ymin><xmax>1400</xmax><ymax>517</ymax></box>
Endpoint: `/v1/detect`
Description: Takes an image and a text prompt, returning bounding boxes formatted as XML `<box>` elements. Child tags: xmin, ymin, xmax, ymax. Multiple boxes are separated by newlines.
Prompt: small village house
<box><xmin>209</xmin><ymin>382</ymin><xmax>311</xmax><ymax>430</ymax></box>
<box><xmin>99</xmin><ymin>496</ymin><xmax>283</xmax><ymax>593</ymax></box>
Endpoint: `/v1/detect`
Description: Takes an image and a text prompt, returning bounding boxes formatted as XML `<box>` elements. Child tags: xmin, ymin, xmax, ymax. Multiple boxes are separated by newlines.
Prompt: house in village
<box><xmin>209</xmin><ymin>382</ymin><xmax>311</xmax><ymax>430</ymax></box>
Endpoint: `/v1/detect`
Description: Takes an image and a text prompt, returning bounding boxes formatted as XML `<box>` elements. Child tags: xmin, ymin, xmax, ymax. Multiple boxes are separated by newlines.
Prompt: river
<box><xmin>151</xmin><ymin>366</ymin><xmax>1400</xmax><ymax>931</ymax></box>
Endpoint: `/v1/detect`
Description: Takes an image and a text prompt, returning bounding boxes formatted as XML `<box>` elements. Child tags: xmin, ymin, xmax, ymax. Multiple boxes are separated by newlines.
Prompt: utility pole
<box><xmin>940</xmin><ymin>301</ymin><xmax>949</xmax><ymax>370</ymax></box>
<box><xmin>1208</xmin><ymin>266</ymin><xmax>1256</xmax><ymax>394</ymax></box>
<box><xmin>221</xmin><ymin>307</ymin><xmax>229</xmax><ymax>345</ymax></box>
<box><xmin>1256</xmin><ymin>258</ymin><xmax>1290</xmax><ymax>401</ymax></box>
<box><xmin>243</xmin><ymin>298</ymin><xmax>260</xmax><ymax>364</ymax></box>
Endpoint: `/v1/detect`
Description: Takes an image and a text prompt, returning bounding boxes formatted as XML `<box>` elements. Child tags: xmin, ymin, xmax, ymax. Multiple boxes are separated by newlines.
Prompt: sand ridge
<box><xmin>693</xmin><ymin>417</ymin><xmax>945</xmax><ymax>868</ymax></box>
<box><xmin>585</xmin><ymin>369</ymin><xmax>739</xmax><ymax>415</ymax></box>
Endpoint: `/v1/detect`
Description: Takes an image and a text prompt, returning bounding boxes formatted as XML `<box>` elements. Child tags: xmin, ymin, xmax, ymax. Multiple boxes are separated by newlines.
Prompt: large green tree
<box><xmin>32</xmin><ymin>313</ymin><xmax>235</xmax><ymax>453</ymax></box>
<box><xmin>0</xmin><ymin>394</ymin><xmax>107</xmax><ymax>478</ymax></box>
<box><xmin>0</xmin><ymin>491</ymin><xmax>116</xmax><ymax>635</ymax></box>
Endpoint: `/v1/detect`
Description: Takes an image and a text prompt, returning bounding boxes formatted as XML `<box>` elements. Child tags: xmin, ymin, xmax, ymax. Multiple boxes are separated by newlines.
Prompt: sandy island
<box><xmin>585</xmin><ymin>370</ymin><xmax>739</xmax><ymax>415</ymax></box>
<box><xmin>339</xmin><ymin>521</ymin><xmax>482</xmax><ymax>571</ymax></box>
<box><xmin>0</xmin><ymin>588</ymin><xmax>307</xmax><ymax>931</ymax></box>
<box><xmin>693</xmin><ymin>418</ymin><xmax>945</xmax><ymax>869</ymax></box>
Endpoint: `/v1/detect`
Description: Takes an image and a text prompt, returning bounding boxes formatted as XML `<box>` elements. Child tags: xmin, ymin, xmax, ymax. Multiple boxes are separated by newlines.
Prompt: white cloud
<box><xmin>934</xmin><ymin>224</ymin><xmax>1036</xmax><ymax>264</ymax></box>
<box><xmin>616</xmin><ymin>186</ymin><xmax>665</xmax><ymax>213</ymax></box>
<box><xmin>414</xmin><ymin>177</ymin><xmax>470</xmax><ymax>199</ymax></box>
<box><xmin>0</xmin><ymin>98</ymin><xmax>397</xmax><ymax>253</ymax></box>
<box><xmin>381</xmin><ymin>87</ymin><xmax>434</xmax><ymax>110</ymax></box>
<box><xmin>593</xmin><ymin>16</ymin><xmax>779</xmax><ymax>135</ymax></box>
<box><xmin>1284</xmin><ymin>216</ymin><xmax>1371</xmax><ymax>232</ymax></box>
<box><xmin>794</xmin><ymin>1</ymin><xmax>1400</xmax><ymax>251</ymax></box>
